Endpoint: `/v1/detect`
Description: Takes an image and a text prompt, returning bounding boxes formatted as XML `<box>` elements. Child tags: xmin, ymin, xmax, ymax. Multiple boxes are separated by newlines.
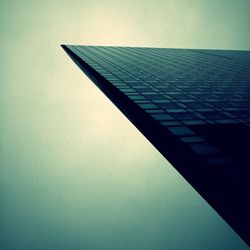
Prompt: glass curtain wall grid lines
<box><xmin>62</xmin><ymin>45</ymin><xmax>250</xmax><ymax>246</ymax></box>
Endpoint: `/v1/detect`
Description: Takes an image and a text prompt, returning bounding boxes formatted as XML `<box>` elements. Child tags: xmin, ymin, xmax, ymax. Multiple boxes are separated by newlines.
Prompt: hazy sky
<box><xmin>1</xmin><ymin>0</ymin><xmax>250</xmax><ymax>249</ymax></box>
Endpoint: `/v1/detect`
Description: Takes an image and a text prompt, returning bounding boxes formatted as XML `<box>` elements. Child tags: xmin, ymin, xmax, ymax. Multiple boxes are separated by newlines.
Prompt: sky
<box><xmin>0</xmin><ymin>0</ymin><xmax>250</xmax><ymax>249</ymax></box>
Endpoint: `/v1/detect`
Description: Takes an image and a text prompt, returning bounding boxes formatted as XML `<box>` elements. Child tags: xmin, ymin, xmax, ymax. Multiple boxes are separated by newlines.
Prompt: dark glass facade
<box><xmin>62</xmin><ymin>45</ymin><xmax>250</xmax><ymax>245</ymax></box>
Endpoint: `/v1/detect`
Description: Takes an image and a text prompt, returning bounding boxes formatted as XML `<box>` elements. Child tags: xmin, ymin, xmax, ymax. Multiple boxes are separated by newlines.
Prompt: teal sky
<box><xmin>1</xmin><ymin>0</ymin><xmax>249</xmax><ymax>249</ymax></box>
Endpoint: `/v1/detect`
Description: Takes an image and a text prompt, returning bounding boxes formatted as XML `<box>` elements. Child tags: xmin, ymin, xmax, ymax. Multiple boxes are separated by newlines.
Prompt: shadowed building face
<box><xmin>63</xmin><ymin>45</ymin><xmax>250</xmax><ymax>246</ymax></box>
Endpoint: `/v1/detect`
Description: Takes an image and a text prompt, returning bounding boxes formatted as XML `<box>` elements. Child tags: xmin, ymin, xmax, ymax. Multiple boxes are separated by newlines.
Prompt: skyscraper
<box><xmin>62</xmin><ymin>45</ymin><xmax>250</xmax><ymax>245</ymax></box>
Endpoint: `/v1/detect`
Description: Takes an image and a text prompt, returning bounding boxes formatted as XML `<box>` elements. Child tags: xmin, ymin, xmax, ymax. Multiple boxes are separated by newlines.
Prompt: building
<box><xmin>62</xmin><ymin>45</ymin><xmax>250</xmax><ymax>245</ymax></box>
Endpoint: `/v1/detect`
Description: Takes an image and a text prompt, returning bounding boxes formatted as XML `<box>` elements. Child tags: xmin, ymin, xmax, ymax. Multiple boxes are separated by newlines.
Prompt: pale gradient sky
<box><xmin>1</xmin><ymin>0</ymin><xmax>250</xmax><ymax>249</ymax></box>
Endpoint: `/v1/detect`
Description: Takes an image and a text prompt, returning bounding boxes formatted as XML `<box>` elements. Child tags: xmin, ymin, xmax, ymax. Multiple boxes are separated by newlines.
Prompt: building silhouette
<box><xmin>62</xmin><ymin>45</ymin><xmax>250</xmax><ymax>245</ymax></box>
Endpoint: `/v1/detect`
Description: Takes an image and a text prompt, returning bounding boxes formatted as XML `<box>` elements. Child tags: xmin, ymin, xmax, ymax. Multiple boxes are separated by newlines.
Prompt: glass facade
<box><xmin>63</xmin><ymin>45</ymin><xmax>250</xmax><ymax>246</ymax></box>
